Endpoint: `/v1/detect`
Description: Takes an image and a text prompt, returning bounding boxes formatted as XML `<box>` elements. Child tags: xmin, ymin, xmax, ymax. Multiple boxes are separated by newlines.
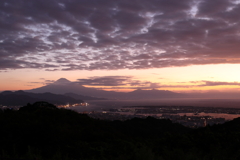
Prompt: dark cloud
<box><xmin>197</xmin><ymin>0</ymin><xmax>231</xmax><ymax>17</ymax></box>
<box><xmin>45</xmin><ymin>69</ymin><xmax>60</xmax><ymax>71</ymax></box>
<box><xmin>76</xmin><ymin>75</ymin><xmax>178</xmax><ymax>90</ymax></box>
<box><xmin>29</xmin><ymin>79</ymin><xmax>55</xmax><ymax>85</ymax></box>
<box><xmin>77</xmin><ymin>76</ymin><xmax>151</xmax><ymax>87</ymax></box>
<box><xmin>1</xmin><ymin>0</ymin><xmax>240</xmax><ymax>70</ymax></box>
<box><xmin>27</xmin><ymin>78</ymin><xmax>55</xmax><ymax>86</ymax></box>
<box><xmin>130</xmin><ymin>80</ymin><xmax>240</xmax><ymax>90</ymax></box>
<box><xmin>199</xmin><ymin>81</ymin><xmax>240</xmax><ymax>86</ymax></box>
<box><xmin>76</xmin><ymin>76</ymin><xmax>212</xmax><ymax>90</ymax></box>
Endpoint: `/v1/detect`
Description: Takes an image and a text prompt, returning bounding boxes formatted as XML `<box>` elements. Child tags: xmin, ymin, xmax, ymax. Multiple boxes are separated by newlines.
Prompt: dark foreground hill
<box><xmin>1</xmin><ymin>102</ymin><xmax>240</xmax><ymax>160</ymax></box>
<box><xmin>0</xmin><ymin>90</ymin><xmax>84</xmax><ymax>106</ymax></box>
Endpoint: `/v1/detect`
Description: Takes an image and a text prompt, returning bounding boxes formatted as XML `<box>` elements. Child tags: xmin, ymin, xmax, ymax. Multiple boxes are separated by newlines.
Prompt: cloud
<box><xmin>198</xmin><ymin>81</ymin><xmax>240</xmax><ymax>86</ymax></box>
<box><xmin>77</xmin><ymin>76</ymin><xmax>151</xmax><ymax>87</ymax></box>
<box><xmin>76</xmin><ymin>76</ymin><xmax>194</xmax><ymax>90</ymax></box>
<box><xmin>29</xmin><ymin>79</ymin><xmax>56</xmax><ymax>85</ymax></box>
<box><xmin>1</xmin><ymin>0</ymin><xmax>240</xmax><ymax>70</ymax></box>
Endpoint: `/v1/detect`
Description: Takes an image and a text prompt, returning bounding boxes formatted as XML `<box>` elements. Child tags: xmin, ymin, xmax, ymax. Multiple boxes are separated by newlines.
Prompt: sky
<box><xmin>1</xmin><ymin>0</ymin><xmax>240</xmax><ymax>93</ymax></box>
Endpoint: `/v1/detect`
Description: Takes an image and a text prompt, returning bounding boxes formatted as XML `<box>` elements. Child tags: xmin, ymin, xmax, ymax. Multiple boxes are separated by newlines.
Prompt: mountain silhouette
<box><xmin>53</xmin><ymin>78</ymin><xmax>71</xmax><ymax>84</ymax></box>
<box><xmin>28</xmin><ymin>78</ymin><xmax>121</xmax><ymax>98</ymax></box>
<box><xmin>27</xmin><ymin>78</ymin><xmax>185</xmax><ymax>99</ymax></box>
<box><xmin>126</xmin><ymin>89</ymin><xmax>185</xmax><ymax>99</ymax></box>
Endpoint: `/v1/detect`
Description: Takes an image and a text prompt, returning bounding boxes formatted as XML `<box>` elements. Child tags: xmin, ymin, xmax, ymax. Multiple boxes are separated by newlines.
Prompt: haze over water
<box><xmin>78</xmin><ymin>98</ymin><xmax>240</xmax><ymax>109</ymax></box>
<box><xmin>70</xmin><ymin>98</ymin><xmax>240</xmax><ymax>120</ymax></box>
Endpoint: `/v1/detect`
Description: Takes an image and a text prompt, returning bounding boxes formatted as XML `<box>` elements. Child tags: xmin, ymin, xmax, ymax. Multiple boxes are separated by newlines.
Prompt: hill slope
<box><xmin>1</xmin><ymin>103</ymin><xmax>240</xmax><ymax>159</ymax></box>
<box><xmin>0</xmin><ymin>90</ymin><xmax>83</xmax><ymax>106</ymax></box>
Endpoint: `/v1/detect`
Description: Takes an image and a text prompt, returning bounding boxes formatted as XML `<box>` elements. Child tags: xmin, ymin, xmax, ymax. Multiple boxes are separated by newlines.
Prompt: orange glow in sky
<box><xmin>1</xmin><ymin>64</ymin><xmax>240</xmax><ymax>93</ymax></box>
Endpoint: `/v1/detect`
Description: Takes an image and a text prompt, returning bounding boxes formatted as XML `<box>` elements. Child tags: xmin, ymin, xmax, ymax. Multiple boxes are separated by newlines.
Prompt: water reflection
<box><xmin>178</xmin><ymin>112</ymin><xmax>240</xmax><ymax>120</ymax></box>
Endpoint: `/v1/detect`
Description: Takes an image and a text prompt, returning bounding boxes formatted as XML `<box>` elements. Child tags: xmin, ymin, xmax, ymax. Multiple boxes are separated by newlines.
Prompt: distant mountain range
<box><xmin>27</xmin><ymin>78</ymin><xmax>185</xmax><ymax>99</ymax></box>
<box><xmin>1</xmin><ymin>78</ymin><xmax>239</xmax><ymax>107</ymax></box>
<box><xmin>0</xmin><ymin>90</ymin><xmax>84</xmax><ymax>106</ymax></box>
<box><xmin>15</xmin><ymin>78</ymin><xmax>239</xmax><ymax>100</ymax></box>
<box><xmin>125</xmin><ymin>89</ymin><xmax>185</xmax><ymax>99</ymax></box>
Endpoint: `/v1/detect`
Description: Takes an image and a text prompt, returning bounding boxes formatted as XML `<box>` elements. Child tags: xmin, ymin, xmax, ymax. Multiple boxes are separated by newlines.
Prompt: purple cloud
<box><xmin>1</xmin><ymin>0</ymin><xmax>240</xmax><ymax>70</ymax></box>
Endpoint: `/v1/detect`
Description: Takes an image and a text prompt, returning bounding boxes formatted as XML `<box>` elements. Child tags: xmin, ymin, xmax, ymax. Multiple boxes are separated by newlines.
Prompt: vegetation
<box><xmin>0</xmin><ymin>91</ymin><xmax>84</xmax><ymax>106</ymax></box>
<box><xmin>0</xmin><ymin>102</ymin><xmax>240</xmax><ymax>160</ymax></box>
